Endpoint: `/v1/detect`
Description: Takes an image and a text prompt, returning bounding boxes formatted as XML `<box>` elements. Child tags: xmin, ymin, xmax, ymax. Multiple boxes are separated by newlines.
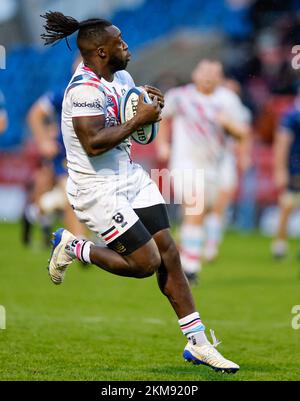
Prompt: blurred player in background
<box><xmin>0</xmin><ymin>89</ymin><xmax>8</xmax><ymax>134</ymax></box>
<box><xmin>157</xmin><ymin>60</ymin><xmax>249</xmax><ymax>283</ymax></box>
<box><xmin>42</xmin><ymin>12</ymin><xmax>239</xmax><ymax>373</ymax></box>
<box><xmin>204</xmin><ymin>78</ymin><xmax>252</xmax><ymax>262</ymax></box>
<box><xmin>23</xmin><ymin>56</ymin><xmax>85</xmax><ymax>245</ymax></box>
<box><xmin>271</xmin><ymin>89</ymin><xmax>300</xmax><ymax>258</ymax></box>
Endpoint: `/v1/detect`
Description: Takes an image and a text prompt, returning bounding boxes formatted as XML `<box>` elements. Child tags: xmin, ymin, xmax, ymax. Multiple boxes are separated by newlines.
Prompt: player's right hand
<box><xmin>135</xmin><ymin>93</ymin><xmax>161</xmax><ymax>126</ymax></box>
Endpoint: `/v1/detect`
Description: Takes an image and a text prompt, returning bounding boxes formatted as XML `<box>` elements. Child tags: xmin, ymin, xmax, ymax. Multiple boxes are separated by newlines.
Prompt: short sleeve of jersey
<box><xmin>70</xmin><ymin>84</ymin><xmax>106</xmax><ymax>118</ymax></box>
<box><xmin>162</xmin><ymin>88</ymin><xmax>179</xmax><ymax>118</ymax></box>
<box><xmin>217</xmin><ymin>88</ymin><xmax>249</xmax><ymax>124</ymax></box>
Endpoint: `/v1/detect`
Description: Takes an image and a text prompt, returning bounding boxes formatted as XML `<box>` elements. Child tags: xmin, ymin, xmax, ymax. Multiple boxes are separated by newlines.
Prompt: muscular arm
<box><xmin>273</xmin><ymin>128</ymin><xmax>292</xmax><ymax>188</ymax></box>
<box><xmin>225</xmin><ymin>120</ymin><xmax>250</xmax><ymax>140</ymax></box>
<box><xmin>73</xmin><ymin>114</ymin><xmax>141</xmax><ymax>157</ymax></box>
<box><xmin>72</xmin><ymin>93</ymin><xmax>161</xmax><ymax>157</ymax></box>
<box><xmin>28</xmin><ymin>103</ymin><xmax>50</xmax><ymax>141</ymax></box>
<box><xmin>217</xmin><ymin>112</ymin><xmax>250</xmax><ymax>140</ymax></box>
<box><xmin>27</xmin><ymin>101</ymin><xmax>58</xmax><ymax>158</ymax></box>
<box><xmin>156</xmin><ymin>117</ymin><xmax>172</xmax><ymax>163</ymax></box>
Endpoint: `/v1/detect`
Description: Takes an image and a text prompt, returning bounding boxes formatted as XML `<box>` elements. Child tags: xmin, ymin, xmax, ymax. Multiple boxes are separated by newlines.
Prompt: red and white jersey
<box><xmin>162</xmin><ymin>84</ymin><xmax>247</xmax><ymax>164</ymax></box>
<box><xmin>62</xmin><ymin>62</ymin><xmax>135</xmax><ymax>179</ymax></box>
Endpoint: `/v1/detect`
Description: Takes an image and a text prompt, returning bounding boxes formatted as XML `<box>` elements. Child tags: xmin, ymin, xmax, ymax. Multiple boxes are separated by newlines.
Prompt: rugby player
<box><xmin>204</xmin><ymin>78</ymin><xmax>252</xmax><ymax>262</ymax></box>
<box><xmin>272</xmin><ymin>90</ymin><xmax>300</xmax><ymax>258</ymax></box>
<box><xmin>42</xmin><ymin>11</ymin><xmax>239</xmax><ymax>373</ymax></box>
<box><xmin>25</xmin><ymin>77</ymin><xmax>85</xmax><ymax>244</ymax></box>
<box><xmin>157</xmin><ymin>60</ymin><xmax>249</xmax><ymax>282</ymax></box>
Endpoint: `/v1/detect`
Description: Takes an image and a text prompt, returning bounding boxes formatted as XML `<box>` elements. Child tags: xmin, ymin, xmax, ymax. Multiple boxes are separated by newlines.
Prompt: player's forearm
<box><xmin>224</xmin><ymin>121</ymin><xmax>249</xmax><ymax>140</ymax></box>
<box><xmin>274</xmin><ymin>152</ymin><xmax>288</xmax><ymax>173</ymax></box>
<box><xmin>28</xmin><ymin>108</ymin><xmax>49</xmax><ymax>145</ymax></box>
<box><xmin>0</xmin><ymin>114</ymin><xmax>7</xmax><ymax>133</ymax></box>
<box><xmin>274</xmin><ymin>130</ymin><xmax>292</xmax><ymax>172</ymax></box>
<box><xmin>156</xmin><ymin>118</ymin><xmax>172</xmax><ymax>162</ymax></box>
<box><xmin>157</xmin><ymin>118</ymin><xmax>171</xmax><ymax>145</ymax></box>
<box><xmin>30</xmin><ymin>122</ymin><xmax>49</xmax><ymax>146</ymax></box>
<box><xmin>85</xmin><ymin>116</ymin><xmax>142</xmax><ymax>157</ymax></box>
<box><xmin>274</xmin><ymin>142</ymin><xmax>289</xmax><ymax>173</ymax></box>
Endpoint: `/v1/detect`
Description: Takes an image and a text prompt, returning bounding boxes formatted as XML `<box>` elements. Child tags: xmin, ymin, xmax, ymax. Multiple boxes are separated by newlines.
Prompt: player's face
<box><xmin>106</xmin><ymin>25</ymin><xmax>131</xmax><ymax>72</ymax></box>
<box><xmin>192</xmin><ymin>62</ymin><xmax>223</xmax><ymax>94</ymax></box>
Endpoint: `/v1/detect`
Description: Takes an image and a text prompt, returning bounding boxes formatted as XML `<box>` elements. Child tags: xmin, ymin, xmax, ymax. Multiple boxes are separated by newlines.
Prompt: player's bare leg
<box><xmin>48</xmin><ymin>224</ymin><xmax>239</xmax><ymax>373</ymax></box>
<box><xmin>179</xmin><ymin>200</ymin><xmax>205</xmax><ymax>284</ymax></box>
<box><xmin>204</xmin><ymin>187</ymin><xmax>234</xmax><ymax>262</ymax></box>
<box><xmin>89</xmin><ymin>238</ymin><xmax>161</xmax><ymax>278</ymax></box>
<box><xmin>152</xmin><ymin>227</ymin><xmax>239</xmax><ymax>373</ymax></box>
<box><xmin>22</xmin><ymin>164</ymin><xmax>54</xmax><ymax>246</ymax></box>
<box><xmin>57</xmin><ymin>177</ymin><xmax>87</xmax><ymax>237</ymax></box>
<box><xmin>63</xmin><ymin>202</ymin><xmax>87</xmax><ymax>238</ymax></box>
<box><xmin>48</xmin><ymin>228</ymin><xmax>161</xmax><ymax>284</ymax></box>
<box><xmin>271</xmin><ymin>193</ymin><xmax>294</xmax><ymax>258</ymax></box>
<box><xmin>153</xmin><ymin>228</ymin><xmax>195</xmax><ymax>317</ymax></box>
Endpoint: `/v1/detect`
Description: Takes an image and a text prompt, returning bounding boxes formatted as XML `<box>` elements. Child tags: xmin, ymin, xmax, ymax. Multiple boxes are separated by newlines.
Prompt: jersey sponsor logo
<box><xmin>73</xmin><ymin>98</ymin><xmax>104</xmax><ymax>111</ymax></box>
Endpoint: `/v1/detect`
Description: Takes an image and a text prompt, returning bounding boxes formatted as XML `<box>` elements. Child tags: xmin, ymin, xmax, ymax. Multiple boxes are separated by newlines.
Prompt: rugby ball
<box><xmin>120</xmin><ymin>86</ymin><xmax>159</xmax><ymax>145</ymax></box>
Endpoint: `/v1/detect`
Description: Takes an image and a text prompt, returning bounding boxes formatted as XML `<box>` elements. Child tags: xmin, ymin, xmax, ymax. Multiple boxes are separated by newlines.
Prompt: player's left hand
<box><xmin>142</xmin><ymin>85</ymin><xmax>164</xmax><ymax>109</ymax></box>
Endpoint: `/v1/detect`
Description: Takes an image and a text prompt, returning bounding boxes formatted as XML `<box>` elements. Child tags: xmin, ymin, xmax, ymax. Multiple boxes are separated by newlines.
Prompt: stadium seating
<box><xmin>0</xmin><ymin>0</ymin><xmax>252</xmax><ymax>150</ymax></box>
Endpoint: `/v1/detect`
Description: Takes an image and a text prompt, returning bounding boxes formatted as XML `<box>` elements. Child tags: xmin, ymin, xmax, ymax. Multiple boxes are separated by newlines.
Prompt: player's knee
<box><xmin>160</xmin><ymin>238</ymin><xmax>181</xmax><ymax>268</ymax></box>
<box><xmin>167</xmin><ymin>241</ymin><xmax>181</xmax><ymax>263</ymax></box>
<box><xmin>133</xmin><ymin>252</ymin><xmax>161</xmax><ymax>278</ymax></box>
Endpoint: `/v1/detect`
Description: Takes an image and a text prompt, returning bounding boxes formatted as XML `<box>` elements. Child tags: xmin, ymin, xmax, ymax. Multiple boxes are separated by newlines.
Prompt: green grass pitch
<box><xmin>0</xmin><ymin>223</ymin><xmax>300</xmax><ymax>381</ymax></box>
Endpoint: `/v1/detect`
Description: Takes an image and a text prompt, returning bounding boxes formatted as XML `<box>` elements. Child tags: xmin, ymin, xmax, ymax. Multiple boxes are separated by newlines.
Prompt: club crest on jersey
<box><xmin>113</xmin><ymin>212</ymin><xmax>128</xmax><ymax>228</ymax></box>
<box><xmin>113</xmin><ymin>212</ymin><xmax>124</xmax><ymax>224</ymax></box>
<box><xmin>106</xmin><ymin>95</ymin><xmax>116</xmax><ymax>108</ymax></box>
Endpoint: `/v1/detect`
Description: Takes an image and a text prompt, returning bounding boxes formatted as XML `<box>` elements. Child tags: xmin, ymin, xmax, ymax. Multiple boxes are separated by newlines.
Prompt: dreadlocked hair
<box><xmin>41</xmin><ymin>11</ymin><xmax>112</xmax><ymax>49</ymax></box>
<box><xmin>41</xmin><ymin>11</ymin><xmax>80</xmax><ymax>47</ymax></box>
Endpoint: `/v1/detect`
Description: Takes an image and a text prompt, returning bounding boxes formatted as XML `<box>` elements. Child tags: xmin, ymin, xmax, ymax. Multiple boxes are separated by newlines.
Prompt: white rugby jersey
<box><xmin>62</xmin><ymin>62</ymin><xmax>135</xmax><ymax>178</ymax></box>
<box><xmin>162</xmin><ymin>84</ymin><xmax>248</xmax><ymax>163</ymax></box>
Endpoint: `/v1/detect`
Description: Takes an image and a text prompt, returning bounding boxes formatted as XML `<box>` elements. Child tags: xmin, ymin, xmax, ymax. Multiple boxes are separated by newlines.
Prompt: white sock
<box><xmin>65</xmin><ymin>239</ymin><xmax>93</xmax><ymax>264</ymax></box>
<box><xmin>205</xmin><ymin>213</ymin><xmax>222</xmax><ymax>246</ymax></box>
<box><xmin>179</xmin><ymin>224</ymin><xmax>204</xmax><ymax>274</ymax></box>
<box><xmin>178</xmin><ymin>312</ymin><xmax>209</xmax><ymax>346</ymax></box>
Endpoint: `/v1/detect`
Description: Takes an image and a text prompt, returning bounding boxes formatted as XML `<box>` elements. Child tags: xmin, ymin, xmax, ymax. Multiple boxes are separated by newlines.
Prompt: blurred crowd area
<box><xmin>0</xmin><ymin>0</ymin><xmax>300</xmax><ymax>235</ymax></box>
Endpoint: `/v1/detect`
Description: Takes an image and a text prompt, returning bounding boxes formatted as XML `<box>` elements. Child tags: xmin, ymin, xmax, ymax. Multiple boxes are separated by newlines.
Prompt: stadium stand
<box><xmin>0</xmin><ymin>0</ymin><xmax>298</xmax><ymax>225</ymax></box>
<box><xmin>0</xmin><ymin>0</ymin><xmax>252</xmax><ymax>150</ymax></box>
